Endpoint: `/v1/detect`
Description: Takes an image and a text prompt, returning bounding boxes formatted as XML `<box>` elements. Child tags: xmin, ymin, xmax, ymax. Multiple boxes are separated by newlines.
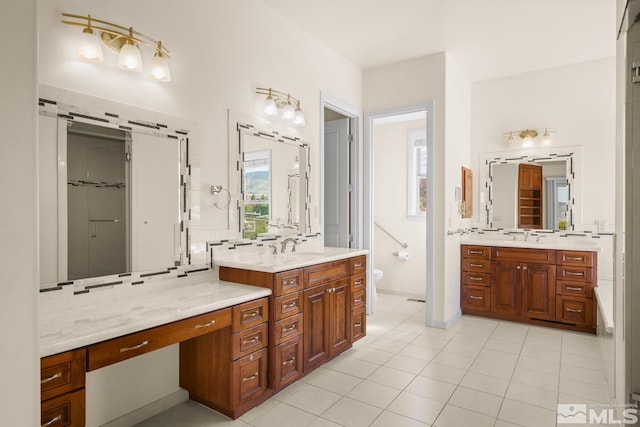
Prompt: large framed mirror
<box><xmin>38</xmin><ymin>87</ymin><xmax>199</xmax><ymax>286</ymax></box>
<box><xmin>229</xmin><ymin>121</ymin><xmax>311</xmax><ymax>239</ymax></box>
<box><xmin>479</xmin><ymin>146</ymin><xmax>582</xmax><ymax>230</ymax></box>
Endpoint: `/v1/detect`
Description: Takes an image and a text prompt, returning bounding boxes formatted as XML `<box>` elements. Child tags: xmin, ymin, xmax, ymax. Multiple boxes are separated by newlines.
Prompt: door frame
<box><xmin>364</xmin><ymin>102</ymin><xmax>435</xmax><ymax>322</ymax></box>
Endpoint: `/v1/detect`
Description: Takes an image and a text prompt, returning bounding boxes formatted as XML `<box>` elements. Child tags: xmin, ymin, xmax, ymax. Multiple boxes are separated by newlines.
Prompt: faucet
<box><xmin>523</xmin><ymin>230</ymin><xmax>530</xmax><ymax>242</ymax></box>
<box><xmin>268</xmin><ymin>244</ymin><xmax>278</xmax><ymax>255</ymax></box>
<box><xmin>280</xmin><ymin>237</ymin><xmax>299</xmax><ymax>253</ymax></box>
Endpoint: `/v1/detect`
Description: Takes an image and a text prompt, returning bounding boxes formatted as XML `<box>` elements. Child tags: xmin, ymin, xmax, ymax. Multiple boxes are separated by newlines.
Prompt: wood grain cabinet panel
<box><xmin>521</xmin><ymin>263</ymin><xmax>556</xmax><ymax>321</ymax></box>
<box><xmin>462</xmin><ymin>245</ymin><xmax>491</xmax><ymax>259</ymax></box>
<box><xmin>352</xmin><ymin>307</ymin><xmax>366</xmax><ymax>342</ymax></box>
<box><xmin>305</xmin><ymin>260</ymin><xmax>350</xmax><ymax>288</ymax></box>
<box><xmin>231</xmin><ymin>323</ymin><xmax>268</xmax><ymax>360</ymax></box>
<box><xmin>491</xmin><ymin>261</ymin><xmax>521</xmax><ymax>316</ymax></box>
<box><xmin>40</xmin><ymin>349</ymin><xmax>86</xmax><ymax>402</ymax></box>
<box><xmin>273</xmin><ymin>335</ymin><xmax>303</xmax><ymax>388</ymax></box>
<box><xmin>556</xmin><ymin>296</ymin><xmax>594</xmax><ymax>326</ymax></box>
<box><xmin>303</xmin><ymin>283</ymin><xmax>330</xmax><ymax>371</ymax></box>
<box><xmin>462</xmin><ymin>258</ymin><xmax>491</xmax><ymax>274</ymax></box>
<box><xmin>274</xmin><ymin>292</ymin><xmax>303</xmax><ymax>321</ymax></box>
<box><xmin>41</xmin><ymin>388</ymin><xmax>85</xmax><ymax>427</ymax></box>
<box><xmin>273</xmin><ymin>313</ymin><xmax>303</xmax><ymax>345</ymax></box>
<box><xmin>351</xmin><ymin>256</ymin><xmax>366</xmax><ymax>275</ymax></box>
<box><xmin>274</xmin><ymin>269</ymin><xmax>304</xmax><ymax>296</ymax></box>
<box><xmin>557</xmin><ymin>250</ymin><xmax>595</xmax><ymax>267</ymax></box>
<box><xmin>232</xmin><ymin>348</ymin><xmax>268</xmax><ymax>405</ymax></box>
<box><xmin>462</xmin><ymin>285</ymin><xmax>490</xmax><ymax>311</ymax></box>
<box><xmin>233</xmin><ymin>299</ymin><xmax>268</xmax><ymax>332</ymax></box>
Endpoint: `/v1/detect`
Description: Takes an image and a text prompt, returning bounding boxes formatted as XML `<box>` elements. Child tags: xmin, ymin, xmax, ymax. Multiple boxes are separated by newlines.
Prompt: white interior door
<box><xmin>324</xmin><ymin>118</ymin><xmax>350</xmax><ymax>248</ymax></box>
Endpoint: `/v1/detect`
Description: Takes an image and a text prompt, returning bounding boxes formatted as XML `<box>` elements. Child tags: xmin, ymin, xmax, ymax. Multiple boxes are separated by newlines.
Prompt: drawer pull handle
<box><xmin>566</xmin><ymin>272</ymin><xmax>585</xmax><ymax>277</ymax></box>
<box><xmin>469</xmin><ymin>263</ymin><xmax>483</xmax><ymax>268</ymax></box>
<box><xmin>282</xmin><ymin>324</ymin><xmax>297</xmax><ymax>333</ymax></box>
<box><xmin>194</xmin><ymin>320</ymin><xmax>216</xmax><ymax>329</ymax></box>
<box><xmin>468</xmin><ymin>277</ymin><xmax>483</xmax><ymax>281</ymax></box>
<box><xmin>354</xmin><ymin>322</ymin><xmax>362</xmax><ymax>327</ymax></box>
<box><xmin>565</xmin><ymin>256</ymin><xmax>585</xmax><ymax>261</ymax></box>
<box><xmin>41</xmin><ymin>372</ymin><xmax>62</xmax><ymax>384</ymax></box>
<box><xmin>120</xmin><ymin>340</ymin><xmax>149</xmax><ymax>353</ymax></box>
<box><xmin>242</xmin><ymin>372</ymin><xmax>259</xmax><ymax>382</ymax></box>
<box><xmin>283</xmin><ymin>356</ymin><xmax>297</xmax><ymax>366</ymax></box>
<box><xmin>354</xmin><ymin>280</ymin><xmax>363</xmax><ymax>286</ymax></box>
<box><xmin>243</xmin><ymin>311</ymin><xmax>259</xmax><ymax>319</ymax></box>
<box><xmin>42</xmin><ymin>415</ymin><xmax>62</xmax><ymax>427</ymax></box>
<box><xmin>469</xmin><ymin>296</ymin><xmax>483</xmax><ymax>300</ymax></box>
<box><xmin>354</xmin><ymin>262</ymin><xmax>363</xmax><ymax>268</ymax></box>
<box><xmin>242</xmin><ymin>335</ymin><xmax>260</xmax><ymax>345</ymax></box>
<box><xmin>566</xmin><ymin>308</ymin><xmax>583</xmax><ymax>313</ymax></box>
<box><xmin>468</xmin><ymin>250</ymin><xmax>483</xmax><ymax>254</ymax></box>
<box><xmin>355</xmin><ymin>298</ymin><xmax>363</xmax><ymax>304</ymax></box>
<box><xmin>282</xmin><ymin>301</ymin><xmax>297</xmax><ymax>309</ymax></box>
<box><xmin>566</xmin><ymin>286</ymin><xmax>583</xmax><ymax>291</ymax></box>
<box><xmin>284</xmin><ymin>279</ymin><xmax>297</xmax><ymax>285</ymax></box>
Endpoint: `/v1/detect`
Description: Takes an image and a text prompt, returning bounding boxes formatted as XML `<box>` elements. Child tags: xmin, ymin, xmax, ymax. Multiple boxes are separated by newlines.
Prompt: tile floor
<box><xmin>135</xmin><ymin>293</ymin><xmax>613</xmax><ymax>427</ymax></box>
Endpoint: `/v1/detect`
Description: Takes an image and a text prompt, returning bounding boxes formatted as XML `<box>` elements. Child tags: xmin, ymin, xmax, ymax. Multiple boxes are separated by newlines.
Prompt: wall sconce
<box><xmin>256</xmin><ymin>87</ymin><xmax>306</xmax><ymax>126</ymax></box>
<box><xmin>503</xmin><ymin>128</ymin><xmax>555</xmax><ymax>147</ymax></box>
<box><xmin>61</xmin><ymin>13</ymin><xmax>171</xmax><ymax>82</ymax></box>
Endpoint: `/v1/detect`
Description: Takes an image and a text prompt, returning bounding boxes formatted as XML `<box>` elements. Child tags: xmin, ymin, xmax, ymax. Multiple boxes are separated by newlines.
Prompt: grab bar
<box><xmin>374</xmin><ymin>222</ymin><xmax>408</xmax><ymax>248</ymax></box>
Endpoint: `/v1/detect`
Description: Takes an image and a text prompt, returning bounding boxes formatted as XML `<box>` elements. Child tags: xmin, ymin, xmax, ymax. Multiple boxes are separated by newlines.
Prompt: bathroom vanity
<box><xmin>460</xmin><ymin>241</ymin><xmax>598</xmax><ymax>333</ymax></box>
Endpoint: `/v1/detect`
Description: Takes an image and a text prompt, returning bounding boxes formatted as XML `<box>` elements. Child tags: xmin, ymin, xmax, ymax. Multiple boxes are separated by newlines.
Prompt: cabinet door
<box><xmin>491</xmin><ymin>261</ymin><xmax>520</xmax><ymax>316</ymax></box>
<box><xmin>329</xmin><ymin>279</ymin><xmax>351</xmax><ymax>357</ymax></box>
<box><xmin>303</xmin><ymin>283</ymin><xmax>330</xmax><ymax>372</ymax></box>
<box><xmin>521</xmin><ymin>263</ymin><xmax>556</xmax><ymax>320</ymax></box>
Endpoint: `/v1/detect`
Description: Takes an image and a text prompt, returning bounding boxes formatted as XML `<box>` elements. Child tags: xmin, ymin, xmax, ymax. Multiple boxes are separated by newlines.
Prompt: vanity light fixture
<box><xmin>256</xmin><ymin>87</ymin><xmax>306</xmax><ymax>126</ymax></box>
<box><xmin>61</xmin><ymin>13</ymin><xmax>171</xmax><ymax>82</ymax></box>
<box><xmin>503</xmin><ymin>128</ymin><xmax>555</xmax><ymax>147</ymax></box>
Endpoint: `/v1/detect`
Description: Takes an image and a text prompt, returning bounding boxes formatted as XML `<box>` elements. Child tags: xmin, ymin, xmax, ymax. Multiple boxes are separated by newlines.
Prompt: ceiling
<box><xmin>260</xmin><ymin>0</ymin><xmax>616</xmax><ymax>81</ymax></box>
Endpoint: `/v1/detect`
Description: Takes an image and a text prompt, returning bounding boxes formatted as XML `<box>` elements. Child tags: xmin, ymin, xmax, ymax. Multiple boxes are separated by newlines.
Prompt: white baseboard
<box><xmin>101</xmin><ymin>389</ymin><xmax>188</xmax><ymax>427</ymax></box>
<box><xmin>429</xmin><ymin>309</ymin><xmax>462</xmax><ymax>329</ymax></box>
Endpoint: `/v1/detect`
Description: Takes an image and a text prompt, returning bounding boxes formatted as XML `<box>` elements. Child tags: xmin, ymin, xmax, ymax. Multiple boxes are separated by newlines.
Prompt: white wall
<box><xmin>373</xmin><ymin>119</ymin><xmax>426</xmax><ymax>298</ymax></box>
<box><xmin>470</xmin><ymin>57</ymin><xmax>616</xmax><ymax>230</ymax></box>
<box><xmin>38</xmin><ymin>1</ymin><xmax>362</xmax><ymax>424</ymax></box>
<box><xmin>0</xmin><ymin>0</ymin><xmax>39</xmax><ymax>425</ymax></box>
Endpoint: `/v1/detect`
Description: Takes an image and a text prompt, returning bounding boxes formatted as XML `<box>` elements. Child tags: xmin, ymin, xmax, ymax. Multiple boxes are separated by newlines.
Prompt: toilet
<box><xmin>372</xmin><ymin>268</ymin><xmax>383</xmax><ymax>301</ymax></box>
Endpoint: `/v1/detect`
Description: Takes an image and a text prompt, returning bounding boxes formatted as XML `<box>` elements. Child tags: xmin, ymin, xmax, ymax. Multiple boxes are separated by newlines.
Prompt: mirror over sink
<box><xmin>228</xmin><ymin>121</ymin><xmax>311</xmax><ymax>239</ymax></box>
<box><xmin>480</xmin><ymin>146</ymin><xmax>582</xmax><ymax>231</ymax></box>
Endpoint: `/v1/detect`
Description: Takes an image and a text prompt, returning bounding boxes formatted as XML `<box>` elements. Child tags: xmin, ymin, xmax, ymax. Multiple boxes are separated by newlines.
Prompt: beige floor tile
<box><xmin>460</xmin><ymin>371</ymin><xmax>509</xmax><ymax>396</ymax></box>
<box><xmin>411</xmin><ymin>334</ymin><xmax>450</xmax><ymax>350</ymax></box>
<box><xmin>320</xmin><ymin>397</ymin><xmax>382</xmax><ymax>427</ymax></box>
<box><xmin>419</xmin><ymin>362</ymin><xmax>467</xmax><ymax>385</ymax></box>
<box><xmin>498</xmin><ymin>398</ymin><xmax>557</xmax><ymax>427</ymax></box>
<box><xmin>344</xmin><ymin>346</ymin><xmax>394</xmax><ymax>365</ymax></box>
<box><xmin>476</xmin><ymin>348</ymin><xmax>519</xmax><ymax>366</ymax></box>
<box><xmin>404</xmin><ymin>375</ymin><xmax>457</xmax><ymax>402</ymax></box>
<box><xmin>448</xmin><ymin>386</ymin><xmax>503</xmax><ymax>417</ymax></box>
<box><xmin>469</xmin><ymin>358</ymin><xmax>515</xmax><ymax>380</ymax></box>
<box><xmin>431</xmin><ymin>351</ymin><xmax>475</xmax><ymax>370</ymax></box>
<box><xmin>276</xmin><ymin>382</ymin><xmax>342</xmax><ymax>416</ymax></box>
<box><xmin>515</xmin><ymin>354</ymin><xmax>561</xmax><ymax>376</ymax></box>
<box><xmin>307</xmin><ymin>418</ymin><xmax>342</xmax><ymax>427</ymax></box>
<box><xmin>302</xmin><ymin>367</ymin><xmax>362</xmax><ymax>395</ymax></box>
<box><xmin>369</xmin><ymin>337</ymin><xmax>409</xmax><ymax>353</ymax></box>
<box><xmin>441</xmin><ymin>341</ymin><xmax>483</xmax><ymax>358</ymax></box>
<box><xmin>328</xmin><ymin>356</ymin><xmax>379</xmax><ymax>379</ymax></box>
<box><xmin>346</xmin><ymin>379</ymin><xmax>401</xmax><ymax>409</ymax></box>
<box><xmin>493</xmin><ymin>419</ymin><xmax>526</xmax><ymax>427</ymax></box>
<box><xmin>510</xmin><ymin>367</ymin><xmax>559</xmax><ymax>391</ymax></box>
<box><xmin>239</xmin><ymin>398</ymin><xmax>280</xmax><ymax>423</ymax></box>
<box><xmin>369</xmin><ymin>410</ymin><xmax>431</xmax><ymax>427</ymax></box>
<box><xmin>520</xmin><ymin>343</ymin><xmax>561</xmax><ymax>362</ymax></box>
<box><xmin>384</xmin><ymin>353</ymin><xmax>429</xmax><ymax>374</ymax></box>
<box><xmin>449</xmin><ymin>331</ymin><xmax>490</xmax><ymax>347</ymax></box>
<box><xmin>367</xmin><ymin>366</ymin><xmax>417</xmax><ymax>390</ymax></box>
<box><xmin>398</xmin><ymin>344</ymin><xmax>440</xmax><ymax>362</ymax></box>
<box><xmin>561</xmin><ymin>352</ymin><xmax>607</xmax><ymax>371</ymax></box>
<box><xmin>250</xmin><ymin>402</ymin><xmax>317</xmax><ymax>427</ymax></box>
<box><xmin>387</xmin><ymin>391</ymin><xmax>446</xmax><ymax>425</ymax></box>
<box><xmin>560</xmin><ymin>363</ymin><xmax>608</xmax><ymax>386</ymax></box>
<box><xmin>382</xmin><ymin>329</ymin><xmax>421</xmax><ymax>343</ymax></box>
<box><xmin>432</xmin><ymin>404</ymin><xmax>495</xmax><ymax>427</ymax></box>
<box><xmin>559</xmin><ymin>377</ymin><xmax>612</xmax><ymax>402</ymax></box>
<box><xmin>505</xmin><ymin>382</ymin><xmax>559</xmax><ymax>410</ymax></box>
<box><xmin>484</xmin><ymin>337</ymin><xmax>523</xmax><ymax>355</ymax></box>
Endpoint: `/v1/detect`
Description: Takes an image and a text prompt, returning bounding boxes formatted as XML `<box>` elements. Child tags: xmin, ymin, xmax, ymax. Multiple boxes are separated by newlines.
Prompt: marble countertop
<box><xmin>459</xmin><ymin>237</ymin><xmax>601</xmax><ymax>252</ymax></box>
<box><xmin>40</xmin><ymin>280</ymin><xmax>272</xmax><ymax>358</ymax></box>
<box><xmin>214</xmin><ymin>246</ymin><xmax>369</xmax><ymax>273</ymax></box>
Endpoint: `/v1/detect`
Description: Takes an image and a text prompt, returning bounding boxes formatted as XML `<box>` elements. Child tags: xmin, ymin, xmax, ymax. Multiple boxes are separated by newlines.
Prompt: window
<box><xmin>408</xmin><ymin>129</ymin><xmax>427</xmax><ymax>217</ymax></box>
<box><xmin>243</xmin><ymin>149</ymin><xmax>271</xmax><ymax>238</ymax></box>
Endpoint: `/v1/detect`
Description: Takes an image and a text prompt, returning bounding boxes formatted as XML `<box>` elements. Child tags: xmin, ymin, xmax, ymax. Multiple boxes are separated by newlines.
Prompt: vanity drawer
<box><xmin>556</xmin><ymin>296</ymin><xmax>594</xmax><ymax>326</ymax></box>
<box><xmin>461</xmin><ymin>258</ymin><xmax>491</xmax><ymax>274</ymax></box>
<box><xmin>352</xmin><ymin>289</ymin><xmax>366</xmax><ymax>311</ymax></box>
<box><xmin>88</xmin><ymin>308</ymin><xmax>231</xmax><ymax>371</ymax></box>
<box><xmin>41</xmin><ymin>388</ymin><xmax>85</xmax><ymax>427</ymax></box>
<box><xmin>232</xmin><ymin>323</ymin><xmax>268</xmax><ymax>360</ymax></box>
<box><xmin>461</xmin><ymin>245</ymin><xmax>491</xmax><ymax>259</ymax></box>
<box><xmin>274</xmin><ymin>269</ymin><xmax>303</xmax><ymax>296</ymax></box>
<box><xmin>274</xmin><ymin>292</ymin><xmax>302</xmax><ymax>321</ymax></box>
<box><xmin>305</xmin><ymin>259</ymin><xmax>350</xmax><ymax>288</ymax></box>
<box><xmin>273</xmin><ymin>335</ymin><xmax>303</xmax><ymax>388</ymax></box>
<box><xmin>492</xmin><ymin>247</ymin><xmax>555</xmax><ymax>264</ymax></box>
<box><xmin>233</xmin><ymin>298</ymin><xmax>269</xmax><ymax>333</ymax></box>
<box><xmin>557</xmin><ymin>266</ymin><xmax>594</xmax><ymax>283</ymax></box>
<box><xmin>273</xmin><ymin>313</ymin><xmax>303</xmax><ymax>345</ymax></box>
<box><xmin>350</xmin><ymin>274</ymin><xmax>366</xmax><ymax>292</ymax></box>
<box><xmin>462</xmin><ymin>271</ymin><xmax>490</xmax><ymax>287</ymax></box>
<box><xmin>351</xmin><ymin>256</ymin><xmax>367</xmax><ymax>275</ymax></box>
<box><xmin>232</xmin><ymin>348</ymin><xmax>267</xmax><ymax>405</ymax></box>
<box><xmin>41</xmin><ymin>349</ymin><xmax>86</xmax><ymax>401</ymax></box>
<box><xmin>557</xmin><ymin>250</ymin><xmax>595</xmax><ymax>267</ymax></box>
<box><xmin>556</xmin><ymin>280</ymin><xmax>594</xmax><ymax>299</ymax></box>
<box><xmin>461</xmin><ymin>285</ymin><xmax>490</xmax><ymax>311</ymax></box>
<box><xmin>352</xmin><ymin>307</ymin><xmax>366</xmax><ymax>342</ymax></box>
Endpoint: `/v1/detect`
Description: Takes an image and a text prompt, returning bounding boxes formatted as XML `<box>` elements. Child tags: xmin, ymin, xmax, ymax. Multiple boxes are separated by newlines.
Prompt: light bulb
<box><xmin>281</xmin><ymin>102</ymin><xmax>295</xmax><ymax>121</ymax></box>
<box><xmin>294</xmin><ymin>108</ymin><xmax>305</xmax><ymax>126</ymax></box>
<box><xmin>117</xmin><ymin>36</ymin><xmax>143</xmax><ymax>72</ymax></box>
<box><xmin>541</xmin><ymin>128</ymin><xmax>552</xmax><ymax>145</ymax></box>
<box><xmin>76</xmin><ymin>27</ymin><xmax>104</xmax><ymax>63</ymax></box>
<box><xmin>150</xmin><ymin>51</ymin><xmax>171</xmax><ymax>81</ymax></box>
<box><xmin>263</xmin><ymin>96</ymin><xmax>277</xmax><ymax>117</ymax></box>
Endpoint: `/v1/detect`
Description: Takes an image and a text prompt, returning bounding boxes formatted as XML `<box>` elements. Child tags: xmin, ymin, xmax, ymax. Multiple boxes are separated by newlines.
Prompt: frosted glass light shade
<box><xmin>117</xmin><ymin>41</ymin><xmax>143</xmax><ymax>72</ymax></box>
<box><xmin>263</xmin><ymin>97</ymin><xmax>277</xmax><ymax>117</ymax></box>
<box><xmin>76</xmin><ymin>28</ymin><xmax>104</xmax><ymax>63</ymax></box>
<box><xmin>281</xmin><ymin>103</ymin><xmax>296</xmax><ymax>121</ymax></box>
<box><xmin>150</xmin><ymin>52</ymin><xmax>171</xmax><ymax>81</ymax></box>
<box><xmin>294</xmin><ymin>109</ymin><xmax>306</xmax><ymax>126</ymax></box>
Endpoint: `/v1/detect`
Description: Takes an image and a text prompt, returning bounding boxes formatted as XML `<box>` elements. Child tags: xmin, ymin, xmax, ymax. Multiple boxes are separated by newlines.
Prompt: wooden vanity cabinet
<box><xmin>40</xmin><ymin>348</ymin><xmax>86</xmax><ymax>427</ymax></box>
<box><xmin>461</xmin><ymin>245</ymin><xmax>597</xmax><ymax>333</ymax></box>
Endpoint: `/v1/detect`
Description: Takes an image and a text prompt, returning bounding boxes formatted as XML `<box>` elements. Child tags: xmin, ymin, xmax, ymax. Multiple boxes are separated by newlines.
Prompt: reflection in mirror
<box><xmin>39</xmin><ymin>109</ymin><xmax>188</xmax><ymax>285</ymax></box>
<box><xmin>481</xmin><ymin>148</ymin><xmax>580</xmax><ymax>231</ymax></box>
<box><xmin>231</xmin><ymin>123</ymin><xmax>310</xmax><ymax>239</ymax></box>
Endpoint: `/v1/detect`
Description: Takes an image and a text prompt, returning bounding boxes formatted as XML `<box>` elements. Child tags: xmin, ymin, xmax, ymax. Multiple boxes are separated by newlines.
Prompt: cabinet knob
<box><xmin>523</xmin><ymin>266</ymin><xmax>528</xmax><ymax>270</ymax></box>
<box><xmin>516</xmin><ymin>266</ymin><xmax>521</xmax><ymax>270</ymax></box>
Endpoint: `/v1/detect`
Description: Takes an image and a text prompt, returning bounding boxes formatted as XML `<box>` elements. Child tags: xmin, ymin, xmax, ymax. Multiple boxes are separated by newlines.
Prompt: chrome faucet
<box><xmin>280</xmin><ymin>237</ymin><xmax>299</xmax><ymax>253</ymax></box>
<box><xmin>268</xmin><ymin>244</ymin><xmax>278</xmax><ymax>255</ymax></box>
